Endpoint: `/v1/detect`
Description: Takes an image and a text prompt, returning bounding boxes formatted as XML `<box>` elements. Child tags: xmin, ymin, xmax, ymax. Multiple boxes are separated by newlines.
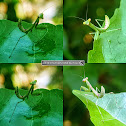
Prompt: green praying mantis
<box><xmin>80</xmin><ymin>76</ymin><xmax>125</xmax><ymax>123</ymax></box>
<box><xmin>9</xmin><ymin>12</ymin><xmax>47</xmax><ymax>58</ymax></box>
<box><xmin>80</xmin><ymin>77</ymin><xmax>105</xmax><ymax>98</ymax></box>
<box><xmin>83</xmin><ymin>15</ymin><xmax>121</xmax><ymax>41</ymax></box>
<box><xmin>15</xmin><ymin>80</ymin><xmax>37</xmax><ymax>100</ymax></box>
<box><xmin>71</xmin><ymin>14</ymin><xmax>121</xmax><ymax>41</ymax></box>
<box><xmin>80</xmin><ymin>76</ymin><xmax>106</xmax><ymax>122</ymax></box>
<box><xmin>18</xmin><ymin>13</ymin><xmax>46</xmax><ymax>34</ymax></box>
<box><xmin>9</xmin><ymin>80</ymin><xmax>37</xmax><ymax>123</ymax></box>
<box><xmin>83</xmin><ymin>15</ymin><xmax>110</xmax><ymax>41</ymax></box>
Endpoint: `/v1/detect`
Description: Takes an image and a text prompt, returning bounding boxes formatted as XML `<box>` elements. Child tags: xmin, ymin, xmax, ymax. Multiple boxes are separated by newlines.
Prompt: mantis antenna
<box><xmin>68</xmin><ymin>16</ymin><xmax>85</xmax><ymax>21</ymax></box>
<box><xmin>86</xmin><ymin>4</ymin><xmax>88</xmax><ymax>20</ymax></box>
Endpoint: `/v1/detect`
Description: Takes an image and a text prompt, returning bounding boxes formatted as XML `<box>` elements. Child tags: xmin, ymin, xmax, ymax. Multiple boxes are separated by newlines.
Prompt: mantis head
<box><xmin>30</xmin><ymin>80</ymin><xmax>37</xmax><ymax>85</ymax></box>
<box><xmin>83</xmin><ymin>18</ymin><xmax>91</xmax><ymax>25</ymax></box>
<box><xmin>39</xmin><ymin>13</ymin><xmax>44</xmax><ymax>19</ymax></box>
<box><xmin>82</xmin><ymin>77</ymin><xmax>88</xmax><ymax>82</ymax></box>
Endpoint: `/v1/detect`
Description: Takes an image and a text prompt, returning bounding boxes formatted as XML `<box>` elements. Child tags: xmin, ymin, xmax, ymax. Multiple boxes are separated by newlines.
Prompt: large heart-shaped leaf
<box><xmin>0</xmin><ymin>20</ymin><xmax>63</xmax><ymax>63</ymax></box>
<box><xmin>73</xmin><ymin>90</ymin><xmax>126</xmax><ymax>126</ymax></box>
<box><xmin>88</xmin><ymin>0</ymin><xmax>126</xmax><ymax>63</ymax></box>
<box><xmin>0</xmin><ymin>88</ymin><xmax>63</xmax><ymax>126</ymax></box>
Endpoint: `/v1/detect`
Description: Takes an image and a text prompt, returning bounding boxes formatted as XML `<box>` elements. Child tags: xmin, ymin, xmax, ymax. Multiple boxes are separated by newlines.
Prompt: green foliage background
<box><xmin>0</xmin><ymin>0</ymin><xmax>63</xmax><ymax>24</ymax></box>
<box><xmin>0</xmin><ymin>64</ymin><xmax>63</xmax><ymax>89</ymax></box>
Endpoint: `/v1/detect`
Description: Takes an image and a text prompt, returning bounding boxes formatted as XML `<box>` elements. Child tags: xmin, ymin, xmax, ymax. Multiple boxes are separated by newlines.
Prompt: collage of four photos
<box><xmin>0</xmin><ymin>0</ymin><xmax>126</xmax><ymax>126</ymax></box>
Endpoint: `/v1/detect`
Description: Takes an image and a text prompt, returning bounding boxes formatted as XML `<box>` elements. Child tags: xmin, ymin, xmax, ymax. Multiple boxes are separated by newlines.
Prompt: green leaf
<box><xmin>88</xmin><ymin>0</ymin><xmax>126</xmax><ymax>63</ymax></box>
<box><xmin>0</xmin><ymin>20</ymin><xmax>63</xmax><ymax>63</ymax></box>
<box><xmin>72</xmin><ymin>90</ymin><xmax>126</xmax><ymax>126</ymax></box>
<box><xmin>0</xmin><ymin>88</ymin><xmax>63</xmax><ymax>126</ymax></box>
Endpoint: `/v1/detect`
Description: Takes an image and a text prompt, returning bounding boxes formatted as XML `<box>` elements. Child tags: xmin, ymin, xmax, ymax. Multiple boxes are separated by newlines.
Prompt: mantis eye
<box><xmin>88</xmin><ymin>18</ymin><xmax>91</xmax><ymax>22</ymax></box>
<box><xmin>83</xmin><ymin>19</ymin><xmax>90</xmax><ymax>25</ymax></box>
<box><xmin>83</xmin><ymin>21</ymin><xmax>86</xmax><ymax>25</ymax></box>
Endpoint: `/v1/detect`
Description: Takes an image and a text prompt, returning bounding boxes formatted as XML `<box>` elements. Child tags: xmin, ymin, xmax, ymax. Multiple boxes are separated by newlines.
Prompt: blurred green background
<box><xmin>0</xmin><ymin>64</ymin><xmax>63</xmax><ymax>90</ymax></box>
<box><xmin>63</xmin><ymin>64</ymin><xmax>126</xmax><ymax>126</ymax></box>
<box><xmin>64</xmin><ymin>0</ymin><xmax>120</xmax><ymax>62</ymax></box>
<box><xmin>0</xmin><ymin>0</ymin><xmax>63</xmax><ymax>25</ymax></box>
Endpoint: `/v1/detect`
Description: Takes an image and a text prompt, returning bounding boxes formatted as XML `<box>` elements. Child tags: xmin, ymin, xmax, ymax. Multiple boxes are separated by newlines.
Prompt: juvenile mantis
<box><xmin>81</xmin><ymin>77</ymin><xmax>105</xmax><ymax>98</ymax></box>
<box><xmin>9</xmin><ymin>12</ymin><xmax>47</xmax><ymax>58</ymax></box>
<box><xmin>83</xmin><ymin>15</ymin><xmax>122</xmax><ymax>41</ymax></box>
<box><xmin>80</xmin><ymin>76</ymin><xmax>106</xmax><ymax>122</ymax></box>
<box><xmin>9</xmin><ymin>80</ymin><xmax>37</xmax><ymax>123</ymax></box>
<box><xmin>83</xmin><ymin>15</ymin><xmax>110</xmax><ymax>41</ymax></box>
<box><xmin>15</xmin><ymin>80</ymin><xmax>37</xmax><ymax>100</ymax></box>
<box><xmin>18</xmin><ymin>13</ymin><xmax>46</xmax><ymax>34</ymax></box>
<box><xmin>70</xmin><ymin>14</ymin><xmax>121</xmax><ymax>41</ymax></box>
<box><xmin>80</xmin><ymin>77</ymin><xmax>124</xmax><ymax>122</ymax></box>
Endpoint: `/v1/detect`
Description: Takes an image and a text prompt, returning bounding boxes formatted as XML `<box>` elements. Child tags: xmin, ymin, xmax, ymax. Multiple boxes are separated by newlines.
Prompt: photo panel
<box><xmin>64</xmin><ymin>0</ymin><xmax>124</xmax><ymax>63</ymax></box>
<box><xmin>0</xmin><ymin>63</ymin><xmax>63</xmax><ymax>125</ymax></box>
<box><xmin>63</xmin><ymin>64</ymin><xmax>126</xmax><ymax>126</ymax></box>
<box><xmin>0</xmin><ymin>0</ymin><xmax>63</xmax><ymax>63</ymax></box>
